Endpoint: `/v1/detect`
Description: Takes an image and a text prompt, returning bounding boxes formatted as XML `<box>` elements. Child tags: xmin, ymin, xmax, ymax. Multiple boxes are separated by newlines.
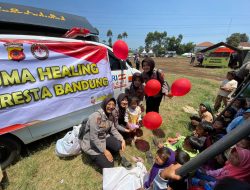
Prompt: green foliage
<box><xmin>117</xmin><ymin>34</ymin><xmax>122</xmax><ymax>39</ymax></box>
<box><xmin>144</xmin><ymin>31</ymin><xmax>195</xmax><ymax>56</ymax></box>
<box><xmin>107</xmin><ymin>29</ymin><xmax>113</xmax><ymax>47</ymax></box>
<box><xmin>145</xmin><ymin>31</ymin><xmax>168</xmax><ymax>56</ymax></box>
<box><xmin>122</xmin><ymin>32</ymin><xmax>128</xmax><ymax>39</ymax></box>
<box><xmin>167</xmin><ymin>34</ymin><xmax>183</xmax><ymax>54</ymax></box>
<box><xmin>106</xmin><ymin>29</ymin><xmax>113</xmax><ymax>37</ymax></box>
<box><xmin>138</xmin><ymin>46</ymin><xmax>144</xmax><ymax>54</ymax></box>
<box><xmin>180</xmin><ymin>42</ymin><xmax>196</xmax><ymax>54</ymax></box>
<box><xmin>226</xmin><ymin>33</ymin><xmax>249</xmax><ymax>47</ymax></box>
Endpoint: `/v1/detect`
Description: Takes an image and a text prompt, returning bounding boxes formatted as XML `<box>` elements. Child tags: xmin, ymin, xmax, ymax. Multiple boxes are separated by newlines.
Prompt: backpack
<box><xmin>156</xmin><ymin>69</ymin><xmax>170</xmax><ymax>96</ymax></box>
<box><xmin>78</xmin><ymin>111</ymin><xmax>103</xmax><ymax>140</ymax></box>
<box><xmin>78</xmin><ymin>119</ymin><xmax>88</xmax><ymax>140</ymax></box>
<box><xmin>55</xmin><ymin>124</ymin><xmax>82</xmax><ymax>157</ymax></box>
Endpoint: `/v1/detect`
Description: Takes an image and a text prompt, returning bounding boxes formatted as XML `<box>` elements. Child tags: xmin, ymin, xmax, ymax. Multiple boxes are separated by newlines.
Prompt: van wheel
<box><xmin>0</xmin><ymin>136</ymin><xmax>21</xmax><ymax>169</ymax></box>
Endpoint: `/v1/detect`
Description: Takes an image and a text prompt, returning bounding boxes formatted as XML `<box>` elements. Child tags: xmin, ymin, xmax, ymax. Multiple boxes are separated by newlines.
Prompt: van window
<box><xmin>109</xmin><ymin>53</ymin><xmax>127</xmax><ymax>71</ymax></box>
<box><xmin>239</xmin><ymin>82</ymin><xmax>250</xmax><ymax>98</ymax></box>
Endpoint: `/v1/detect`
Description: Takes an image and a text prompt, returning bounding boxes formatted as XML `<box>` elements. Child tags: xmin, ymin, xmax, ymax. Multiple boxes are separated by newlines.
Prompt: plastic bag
<box><xmin>55</xmin><ymin>124</ymin><xmax>82</xmax><ymax>157</ymax></box>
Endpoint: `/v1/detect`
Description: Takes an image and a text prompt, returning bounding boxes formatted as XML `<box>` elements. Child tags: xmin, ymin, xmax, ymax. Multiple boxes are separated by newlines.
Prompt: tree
<box><xmin>138</xmin><ymin>46</ymin><xmax>144</xmax><ymax>54</ymax></box>
<box><xmin>167</xmin><ymin>34</ymin><xmax>183</xmax><ymax>54</ymax></box>
<box><xmin>117</xmin><ymin>34</ymin><xmax>122</xmax><ymax>39</ymax></box>
<box><xmin>145</xmin><ymin>31</ymin><xmax>168</xmax><ymax>56</ymax></box>
<box><xmin>122</xmin><ymin>32</ymin><xmax>128</xmax><ymax>39</ymax></box>
<box><xmin>106</xmin><ymin>29</ymin><xmax>113</xmax><ymax>47</ymax></box>
<box><xmin>226</xmin><ymin>33</ymin><xmax>249</xmax><ymax>47</ymax></box>
<box><xmin>179</xmin><ymin>42</ymin><xmax>195</xmax><ymax>54</ymax></box>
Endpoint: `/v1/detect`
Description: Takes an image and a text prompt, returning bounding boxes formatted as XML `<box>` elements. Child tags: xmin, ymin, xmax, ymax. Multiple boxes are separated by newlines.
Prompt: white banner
<box><xmin>0</xmin><ymin>39</ymin><xmax>113</xmax><ymax>131</ymax></box>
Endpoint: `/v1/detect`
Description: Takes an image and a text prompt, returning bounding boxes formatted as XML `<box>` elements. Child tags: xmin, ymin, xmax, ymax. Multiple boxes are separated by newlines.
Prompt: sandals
<box><xmin>119</xmin><ymin>156</ymin><xmax>132</xmax><ymax>169</ymax></box>
<box><xmin>145</xmin><ymin>151</ymin><xmax>154</xmax><ymax>165</ymax></box>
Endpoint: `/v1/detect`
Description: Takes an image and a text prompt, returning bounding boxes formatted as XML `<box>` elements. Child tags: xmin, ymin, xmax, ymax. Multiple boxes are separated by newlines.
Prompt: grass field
<box><xmin>2</xmin><ymin>68</ymin><xmax>222</xmax><ymax>190</ymax></box>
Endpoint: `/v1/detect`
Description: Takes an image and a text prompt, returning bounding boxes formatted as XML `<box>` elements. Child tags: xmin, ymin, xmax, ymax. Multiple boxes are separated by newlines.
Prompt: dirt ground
<box><xmin>131</xmin><ymin>57</ymin><xmax>227</xmax><ymax>81</ymax></box>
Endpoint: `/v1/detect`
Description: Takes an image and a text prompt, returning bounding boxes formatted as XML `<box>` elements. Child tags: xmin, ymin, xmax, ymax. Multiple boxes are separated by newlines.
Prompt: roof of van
<box><xmin>0</xmin><ymin>2</ymin><xmax>99</xmax><ymax>37</ymax></box>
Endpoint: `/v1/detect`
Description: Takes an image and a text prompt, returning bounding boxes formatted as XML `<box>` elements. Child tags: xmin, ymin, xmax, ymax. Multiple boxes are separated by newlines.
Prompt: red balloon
<box><xmin>142</xmin><ymin>112</ymin><xmax>162</xmax><ymax>130</ymax></box>
<box><xmin>144</xmin><ymin>79</ymin><xmax>161</xmax><ymax>96</ymax></box>
<box><xmin>113</xmin><ymin>40</ymin><xmax>129</xmax><ymax>60</ymax></box>
<box><xmin>171</xmin><ymin>78</ymin><xmax>191</xmax><ymax>96</ymax></box>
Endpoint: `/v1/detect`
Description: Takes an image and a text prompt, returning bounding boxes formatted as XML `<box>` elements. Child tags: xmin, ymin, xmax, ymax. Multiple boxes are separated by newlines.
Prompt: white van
<box><xmin>0</xmin><ymin>3</ymin><xmax>139</xmax><ymax>169</ymax></box>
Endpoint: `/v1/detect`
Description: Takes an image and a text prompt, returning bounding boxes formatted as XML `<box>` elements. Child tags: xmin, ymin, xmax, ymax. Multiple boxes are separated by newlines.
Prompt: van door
<box><xmin>109</xmin><ymin>52</ymin><xmax>129</xmax><ymax>98</ymax></box>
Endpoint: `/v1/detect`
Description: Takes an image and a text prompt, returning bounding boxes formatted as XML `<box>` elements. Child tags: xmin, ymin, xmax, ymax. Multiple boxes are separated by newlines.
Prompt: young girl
<box><xmin>194</xmin><ymin>121</ymin><xmax>213</xmax><ymax>151</ymax></box>
<box><xmin>144</xmin><ymin>147</ymin><xmax>175</xmax><ymax>189</ymax></box>
<box><xmin>236</xmin><ymin>137</ymin><xmax>250</xmax><ymax>150</ymax></box>
<box><xmin>232</xmin><ymin>98</ymin><xmax>248</xmax><ymax>118</ymax></box>
<box><xmin>193</xmin><ymin>147</ymin><xmax>250</xmax><ymax>189</ymax></box>
<box><xmin>210</xmin><ymin>117</ymin><xmax>226</xmax><ymax>144</ymax></box>
<box><xmin>125</xmin><ymin>96</ymin><xmax>142</xmax><ymax>131</ymax></box>
<box><xmin>115</xmin><ymin>93</ymin><xmax>130</xmax><ymax>133</ymax></box>
<box><xmin>125</xmin><ymin>72</ymin><xmax>145</xmax><ymax>111</ymax></box>
<box><xmin>190</xmin><ymin>102</ymin><xmax>213</xmax><ymax>130</ymax></box>
<box><xmin>159</xmin><ymin>136</ymin><xmax>200</xmax><ymax>159</ymax></box>
<box><xmin>141</xmin><ymin>57</ymin><xmax>170</xmax><ymax>113</ymax></box>
<box><xmin>221</xmin><ymin>107</ymin><xmax>237</xmax><ymax>127</ymax></box>
<box><xmin>212</xmin><ymin>117</ymin><xmax>226</xmax><ymax>135</ymax></box>
<box><xmin>214</xmin><ymin>71</ymin><xmax>238</xmax><ymax>112</ymax></box>
<box><xmin>167</xmin><ymin>149</ymin><xmax>190</xmax><ymax>190</ymax></box>
<box><xmin>167</xmin><ymin>121</ymin><xmax>213</xmax><ymax>153</ymax></box>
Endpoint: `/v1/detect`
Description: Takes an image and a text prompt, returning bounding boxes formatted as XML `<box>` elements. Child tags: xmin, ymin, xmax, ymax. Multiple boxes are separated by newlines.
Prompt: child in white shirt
<box><xmin>125</xmin><ymin>96</ymin><xmax>142</xmax><ymax>130</ymax></box>
<box><xmin>214</xmin><ymin>71</ymin><xmax>238</xmax><ymax>112</ymax></box>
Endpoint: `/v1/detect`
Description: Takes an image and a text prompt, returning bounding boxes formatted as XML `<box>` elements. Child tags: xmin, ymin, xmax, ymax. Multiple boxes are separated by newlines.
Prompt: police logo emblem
<box><xmin>31</xmin><ymin>44</ymin><xmax>49</xmax><ymax>60</ymax></box>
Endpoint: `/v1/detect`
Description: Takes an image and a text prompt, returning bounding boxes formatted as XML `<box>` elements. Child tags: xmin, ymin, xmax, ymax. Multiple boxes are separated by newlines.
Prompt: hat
<box><xmin>244</xmin><ymin>108</ymin><xmax>250</xmax><ymax>113</ymax></box>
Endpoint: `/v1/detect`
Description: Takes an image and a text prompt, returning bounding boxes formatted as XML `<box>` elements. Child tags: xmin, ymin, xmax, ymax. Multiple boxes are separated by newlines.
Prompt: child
<box><xmin>236</xmin><ymin>137</ymin><xmax>250</xmax><ymax>150</ymax></box>
<box><xmin>125</xmin><ymin>96</ymin><xmax>142</xmax><ymax>130</ymax></box>
<box><xmin>161</xmin><ymin>136</ymin><xmax>200</xmax><ymax>159</ymax></box>
<box><xmin>168</xmin><ymin>149</ymin><xmax>191</xmax><ymax>190</ymax></box>
<box><xmin>193</xmin><ymin>147</ymin><xmax>250</xmax><ymax>189</ymax></box>
<box><xmin>194</xmin><ymin>121</ymin><xmax>213</xmax><ymax>151</ymax></box>
<box><xmin>144</xmin><ymin>147</ymin><xmax>175</xmax><ymax>189</ymax></box>
<box><xmin>125</xmin><ymin>72</ymin><xmax>145</xmax><ymax>112</ymax></box>
<box><xmin>216</xmin><ymin>137</ymin><xmax>250</xmax><ymax>168</ymax></box>
<box><xmin>211</xmin><ymin>117</ymin><xmax>226</xmax><ymax>144</ymax></box>
<box><xmin>190</xmin><ymin>102</ymin><xmax>213</xmax><ymax>130</ymax></box>
<box><xmin>214</xmin><ymin>71</ymin><xmax>238</xmax><ymax>112</ymax></box>
<box><xmin>114</xmin><ymin>93</ymin><xmax>130</xmax><ymax>133</ymax></box>
<box><xmin>209</xmin><ymin>147</ymin><xmax>250</xmax><ymax>181</ymax></box>
<box><xmin>212</xmin><ymin>117</ymin><xmax>226</xmax><ymax>135</ymax></box>
<box><xmin>221</xmin><ymin>107</ymin><xmax>237</xmax><ymax>127</ymax></box>
<box><xmin>232</xmin><ymin>98</ymin><xmax>248</xmax><ymax>118</ymax></box>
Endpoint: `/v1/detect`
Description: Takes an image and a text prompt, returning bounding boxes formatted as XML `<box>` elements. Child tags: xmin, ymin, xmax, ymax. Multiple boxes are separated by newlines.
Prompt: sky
<box><xmin>1</xmin><ymin>0</ymin><xmax>250</xmax><ymax>49</ymax></box>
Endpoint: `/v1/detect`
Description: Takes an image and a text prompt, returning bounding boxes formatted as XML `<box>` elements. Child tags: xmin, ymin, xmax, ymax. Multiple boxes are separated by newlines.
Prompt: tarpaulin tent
<box><xmin>214</xmin><ymin>47</ymin><xmax>235</xmax><ymax>53</ymax></box>
<box><xmin>199</xmin><ymin>42</ymin><xmax>245</xmax><ymax>67</ymax></box>
<box><xmin>203</xmin><ymin>46</ymin><xmax>236</xmax><ymax>67</ymax></box>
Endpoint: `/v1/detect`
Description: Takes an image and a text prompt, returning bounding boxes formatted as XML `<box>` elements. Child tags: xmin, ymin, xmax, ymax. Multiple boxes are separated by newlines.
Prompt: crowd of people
<box><xmin>79</xmin><ymin>57</ymin><xmax>250</xmax><ymax>190</ymax></box>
